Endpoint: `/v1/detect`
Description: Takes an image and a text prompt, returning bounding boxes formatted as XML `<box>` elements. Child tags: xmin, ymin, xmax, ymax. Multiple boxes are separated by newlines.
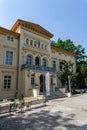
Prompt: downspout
<box><xmin>16</xmin><ymin>35</ymin><xmax>20</xmax><ymax>98</ymax></box>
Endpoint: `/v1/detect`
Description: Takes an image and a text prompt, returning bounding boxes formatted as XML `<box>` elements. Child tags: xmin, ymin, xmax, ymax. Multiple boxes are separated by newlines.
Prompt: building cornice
<box><xmin>51</xmin><ymin>46</ymin><xmax>75</xmax><ymax>57</ymax></box>
<box><xmin>11</xmin><ymin>19</ymin><xmax>53</xmax><ymax>39</ymax></box>
<box><xmin>0</xmin><ymin>26</ymin><xmax>20</xmax><ymax>38</ymax></box>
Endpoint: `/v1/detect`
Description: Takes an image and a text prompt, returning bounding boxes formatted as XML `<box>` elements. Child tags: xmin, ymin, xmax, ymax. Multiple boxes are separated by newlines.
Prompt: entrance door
<box><xmin>40</xmin><ymin>75</ymin><xmax>45</xmax><ymax>92</ymax></box>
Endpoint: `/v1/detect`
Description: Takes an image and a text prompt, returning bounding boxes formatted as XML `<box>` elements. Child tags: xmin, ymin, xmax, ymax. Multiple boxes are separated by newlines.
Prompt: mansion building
<box><xmin>0</xmin><ymin>19</ymin><xmax>76</xmax><ymax>100</ymax></box>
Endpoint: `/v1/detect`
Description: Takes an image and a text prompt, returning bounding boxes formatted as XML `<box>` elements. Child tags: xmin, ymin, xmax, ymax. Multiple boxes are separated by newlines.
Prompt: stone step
<box><xmin>46</xmin><ymin>91</ymin><xmax>67</xmax><ymax>100</ymax></box>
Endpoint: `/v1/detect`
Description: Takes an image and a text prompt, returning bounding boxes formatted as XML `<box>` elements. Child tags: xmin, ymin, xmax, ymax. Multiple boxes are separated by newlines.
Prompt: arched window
<box><xmin>26</xmin><ymin>55</ymin><xmax>32</xmax><ymax>65</ymax></box>
<box><xmin>42</xmin><ymin>58</ymin><xmax>47</xmax><ymax>67</ymax></box>
<box><xmin>35</xmin><ymin>56</ymin><xmax>40</xmax><ymax>66</ymax></box>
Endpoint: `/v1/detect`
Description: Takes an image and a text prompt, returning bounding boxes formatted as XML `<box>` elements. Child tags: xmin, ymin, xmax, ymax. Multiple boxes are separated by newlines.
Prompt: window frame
<box><xmin>30</xmin><ymin>40</ymin><xmax>33</xmax><ymax>46</ymax></box>
<box><xmin>5</xmin><ymin>51</ymin><xmax>13</xmax><ymax>65</ymax></box>
<box><xmin>26</xmin><ymin>55</ymin><xmax>32</xmax><ymax>65</ymax></box>
<box><xmin>3</xmin><ymin>75</ymin><xmax>12</xmax><ymax>89</ymax></box>
<box><xmin>52</xmin><ymin>61</ymin><xmax>56</xmax><ymax>69</ymax></box>
<box><xmin>31</xmin><ymin>74</ymin><xmax>35</xmax><ymax>86</ymax></box>
<box><xmin>25</xmin><ymin>38</ymin><xmax>29</xmax><ymax>45</ymax></box>
<box><xmin>42</xmin><ymin>58</ymin><xmax>47</xmax><ymax>67</ymax></box>
<box><xmin>35</xmin><ymin>56</ymin><xmax>40</xmax><ymax>66</ymax></box>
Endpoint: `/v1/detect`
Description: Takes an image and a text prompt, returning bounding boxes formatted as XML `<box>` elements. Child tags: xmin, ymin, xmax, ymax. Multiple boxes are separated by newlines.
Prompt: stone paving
<box><xmin>0</xmin><ymin>94</ymin><xmax>87</xmax><ymax>130</ymax></box>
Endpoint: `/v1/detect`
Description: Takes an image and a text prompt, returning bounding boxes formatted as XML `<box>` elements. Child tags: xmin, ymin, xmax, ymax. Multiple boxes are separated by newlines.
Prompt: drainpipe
<box><xmin>16</xmin><ymin>35</ymin><xmax>20</xmax><ymax>98</ymax></box>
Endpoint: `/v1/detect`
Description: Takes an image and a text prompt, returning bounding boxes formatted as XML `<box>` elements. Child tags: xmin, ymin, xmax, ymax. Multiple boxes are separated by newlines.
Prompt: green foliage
<box><xmin>71</xmin><ymin>62</ymin><xmax>87</xmax><ymax>89</ymax></box>
<box><xmin>51</xmin><ymin>40</ymin><xmax>56</xmax><ymax>46</ymax></box>
<box><xmin>57</xmin><ymin>60</ymin><xmax>73</xmax><ymax>92</ymax></box>
<box><xmin>85</xmin><ymin>77</ymin><xmax>87</xmax><ymax>86</ymax></box>
<box><xmin>51</xmin><ymin>38</ymin><xmax>87</xmax><ymax>89</ymax></box>
<box><xmin>51</xmin><ymin>38</ymin><xmax>87</xmax><ymax>66</ymax></box>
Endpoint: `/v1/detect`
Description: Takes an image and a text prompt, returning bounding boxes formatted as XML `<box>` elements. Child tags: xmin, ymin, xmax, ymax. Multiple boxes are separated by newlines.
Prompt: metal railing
<box><xmin>21</xmin><ymin>64</ymin><xmax>56</xmax><ymax>73</ymax></box>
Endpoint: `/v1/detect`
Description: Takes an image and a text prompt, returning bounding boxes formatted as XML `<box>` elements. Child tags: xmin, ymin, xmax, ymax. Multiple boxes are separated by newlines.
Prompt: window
<box><xmin>7</xmin><ymin>36</ymin><xmax>10</xmax><ymax>41</ymax></box>
<box><xmin>31</xmin><ymin>74</ymin><xmax>35</xmax><ymax>85</ymax></box>
<box><xmin>11</xmin><ymin>37</ymin><xmax>13</xmax><ymax>41</ymax></box>
<box><xmin>30</xmin><ymin>40</ymin><xmax>33</xmax><ymax>45</ymax></box>
<box><xmin>52</xmin><ymin>50</ymin><xmax>55</xmax><ymax>54</ymax></box>
<box><xmin>25</xmin><ymin>38</ymin><xmax>29</xmax><ymax>45</ymax></box>
<box><xmin>4</xmin><ymin>75</ymin><xmax>11</xmax><ymax>88</ymax></box>
<box><xmin>38</xmin><ymin>41</ymin><xmax>40</xmax><ymax>48</ymax></box>
<box><xmin>7</xmin><ymin>36</ymin><xmax>14</xmax><ymax>41</ymax></box>
<box><xmin>26</xmin><ymin>55</ymin><xmax>32</xmax><ymax>65</ymax></box>
<box><xmin>59</xmin><ymin>53</ymin><xmax>62</xmax><ymax>55</ymax></box>
<box><xmin>52</xmin><ymin>61</ymin><xmax>56</xmax><ymax>69</ymax></box>
<box><xmin>41</xmin><ymin>44</ymin><xmax>43</xmax><ymax>49</ymax></box>
<box><xmin>35</xmin><ymin>57</ymin><xmax>40</xmax><ymax>66</ymax></box>
<box><xmin>42</xmin><ymin>58</ymin><xmax>47</xmax><ymax>67</ymax></box>
<box><xmin>5</xmin><ymin>51</ymin><xmax>13</xmax><ymax>65</ymax></box>
<box><xmin>34</xmin><ymin>41</ymin><xmax>37</xmax><ymax>47</ymax></box>
<box><xmin>45</xmin><ymin>45</ymin><xmax>47</xmax><ymax>50</ymax></box>
<box><xmin>59</xmin><ymin>63</ymin><xmax>63</xmax><ymax>71</ymax></box>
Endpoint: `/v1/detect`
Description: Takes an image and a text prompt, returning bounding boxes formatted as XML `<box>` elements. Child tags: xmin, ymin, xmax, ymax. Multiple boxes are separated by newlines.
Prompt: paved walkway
<box><xmin>0</xmin><ymin>94</ymin><xmax>87</xmax><ymax>130</ymax></box>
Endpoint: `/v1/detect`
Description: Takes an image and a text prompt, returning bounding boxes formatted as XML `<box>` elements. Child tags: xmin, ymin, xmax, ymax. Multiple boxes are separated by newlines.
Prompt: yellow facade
<box><xmin>0</xmin><ymin>19</ymin><xmax>76</xmax><ymax>100</ymax></box>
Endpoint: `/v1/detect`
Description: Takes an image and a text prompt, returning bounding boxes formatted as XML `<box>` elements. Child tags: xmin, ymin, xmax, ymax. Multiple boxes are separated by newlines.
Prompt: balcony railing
<box><xmin>21</xmin><ymin>64</ymin><xmax>56</xmax><ymax>73</ymax></box>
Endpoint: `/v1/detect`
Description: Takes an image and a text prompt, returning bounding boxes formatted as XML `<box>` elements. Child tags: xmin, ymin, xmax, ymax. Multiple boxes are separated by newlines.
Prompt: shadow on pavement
<box><xmin>0</xmin><ymin>108</ymin><xmax>87</xmax><ymax>130</ymax></box>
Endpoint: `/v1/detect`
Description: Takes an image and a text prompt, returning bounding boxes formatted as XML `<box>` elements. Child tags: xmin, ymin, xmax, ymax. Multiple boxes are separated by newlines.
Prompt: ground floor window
<box><xmin>31</xmin><ymin>74</ymin><xmax>35</xmax><ymax>86</ymax></box>
<box><xmin>4</xmin><ymin>75</ymin><xmax>11</xmax><ymax>88</ymax></box>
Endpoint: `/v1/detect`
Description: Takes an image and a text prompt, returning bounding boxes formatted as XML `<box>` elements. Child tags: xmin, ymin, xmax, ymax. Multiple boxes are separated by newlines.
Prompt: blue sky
<box><xmin>0</xmin><ymin>0</ymin><xmax>87</xmax><ymax>53</ymax></box>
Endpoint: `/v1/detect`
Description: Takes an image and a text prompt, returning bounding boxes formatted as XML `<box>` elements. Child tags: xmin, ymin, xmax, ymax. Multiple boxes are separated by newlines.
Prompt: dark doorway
<box><xmin>40</xmin><ymin>75</ymin><xmax>46</xmax><ymax>92</ymax></box>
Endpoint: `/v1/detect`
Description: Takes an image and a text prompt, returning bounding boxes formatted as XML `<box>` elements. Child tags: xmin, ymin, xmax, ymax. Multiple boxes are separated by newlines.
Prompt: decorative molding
<box><xmin>1</xmin><ymin>70</ymin><xmax>14</xmax><ymax>74</ymax></box>
<box><xmin>3</xmin><ymin>45</ymin><xmax>16</xmax><ymax>50</ymax></box>
<box><xmin>22</xmin><ymin>46</ymin><xmax>50</xmax><ymax>57</ymax></box>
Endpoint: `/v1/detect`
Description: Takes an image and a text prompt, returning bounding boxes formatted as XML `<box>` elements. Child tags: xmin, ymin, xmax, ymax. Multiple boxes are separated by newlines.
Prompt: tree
<box><xmin>57</xmin><ymin>60</ymin><xmax>73</xmax><ymax>92</ymax></box>
<box><xmin>51</xmin><ymin>38</ymin><xmax>87</xmax><ymax>89</ymax></box>
<box><xmin>71</xmin><ymin>62</ymin><xmax>87</xmax><ymax>89</ymax></box>
<box><xmin>51</xmin><ymin>40</ymin><xmax>56</xmax><ymax>47</ymax></box>
<box><xmin>51</xmin><ymin>38</ymin><xmax>87</xmax><ymax>66</ymax></box>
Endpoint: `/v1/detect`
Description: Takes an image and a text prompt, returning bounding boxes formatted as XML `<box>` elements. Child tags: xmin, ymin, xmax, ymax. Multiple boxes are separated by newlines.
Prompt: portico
<box><xmin>21</xmin><ymin>65</ymin><xmax>57</xmax><ymax>97</ymax></box>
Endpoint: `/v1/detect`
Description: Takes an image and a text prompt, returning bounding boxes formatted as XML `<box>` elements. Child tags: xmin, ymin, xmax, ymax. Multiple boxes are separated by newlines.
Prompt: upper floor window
<box><xmin>30</xmin><ymin>40</ymin><xmax>33</xmax><ymax>46</ymax></box>
<box><xmin>59</xmin><ymin>62</ymin><xmax>63</xmax><ymax>71</ymax></box>
<box><xmin>4</xmin><ymin>75</ymin><xmax>11</xmax><ymax>88</ymax></box>
<box><xmin>59</xmin><ymin>53</ymin><xmax>62</xmax><ymax>55</ymax></box>
<box><xmin>34</xmin><ymin>41</ymin><xmax>37</xmax><ymax>47</ymax></box>
<box><xmin>11</xmin><ymin>37</ymin><xmax>13</xmax><ymax>41</ymax></box>
<box><xmin>38</xmin><ymin>41</ymin><xmax>40</xmax><ymax>48</ymax></box>
<box><xmin>41</xmin><ymin>44</ymin><xmax>43</xmax><ymax>49</ymax></box>
<box><xmin>42</xmin><ymin>58</ymin><xmax>47</xmax><ymax>67</ymax></box>
<box><xmin>25</xmin><ymin>38</ymin><xmax>29</xmax><ymax>45</ymax></box>
<box><xmin>26</xmin><ymin>55</ymin><xmax>32</xmax><ymax>65</ymax></box>
<box><xmin>7</xmin><ymin>36</ymin><xmax>14</xmax><ymax>41</ymax></box>
<box><xmin>5</xmin><ymin>51</ymin><xmax>13</xmax><ymax>65</ymax></box>
<box><xmin>35</xmin><ymin>56</ymin><xmax>40</xmax><ymax>66</ymax></box>
<box><xmin>52</xmin><ymin>61</ymin><xmax>56</xmax><ymax>69</ymax></box>
<box><xmin>52</xmin><ymin>50</ymin><xmax>55</xmax><ymax>54</ymax></box>
<box><xmin>7</xmin><ymin>36</ymin><xmax>10</xmax><ymax>41</ymax></box>
<box><xmin>45</xmin><ymin>45</ymin><xmax>47</xmax><ymax>50</ymax></box>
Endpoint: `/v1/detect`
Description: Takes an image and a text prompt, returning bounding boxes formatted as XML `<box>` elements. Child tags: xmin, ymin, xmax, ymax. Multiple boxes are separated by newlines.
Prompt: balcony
<box><xmin>21</xmin><ymin>64</ymin><xmax>56</xmax><ymax>73</ymax></box>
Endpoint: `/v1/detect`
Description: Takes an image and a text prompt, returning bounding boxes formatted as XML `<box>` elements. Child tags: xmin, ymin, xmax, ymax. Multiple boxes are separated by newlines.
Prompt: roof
<box><xmin>0</xmin><ymin>26</ymin><xmax>20</xmax><ymax>38</ymax></box>
<box><xmin>51</xmin><ymin>46</ymin><xmax>75</xmax><ymax>57</ymax></box>
<box><xmin>11</xmin><ymin>19</ymin><xmax>54</xmax><ymax>39</ymax></box>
